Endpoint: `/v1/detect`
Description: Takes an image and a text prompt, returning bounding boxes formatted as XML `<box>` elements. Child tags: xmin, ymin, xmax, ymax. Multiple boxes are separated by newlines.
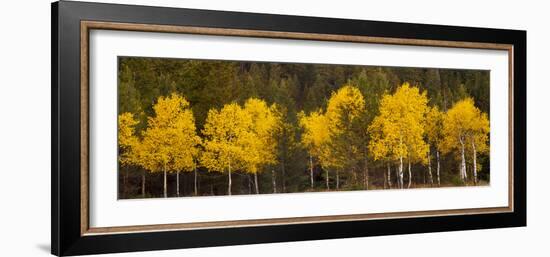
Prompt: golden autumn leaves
<box><xmin>368</xmin><ymin>84</ymin><xmax>431</xmax><ymax>189</ymax></box>
<box><xmin>119</xmin><ymin>83</ymin><xmax>489</xmax><ymax>198</ymax></box>
<box><xmin>368</xmin><ymin>84</ymin><xmax>489</xmax><ymax>188</ymax></box>
<box><xmin>119</xmin><ymin>94</ymin><xmax>201</xmax><ymax>197</ymax></box>
<box><xmin>299</xmin><ymin>85</ymin><xmax>367</xmax><ymax>190</ymax></box>
<box><xmin>119</xmin><ymin>94</ymin><xmax>281</xmax><ymax>197</ymax></box>
<box><xmin>441</xmin><ymin>98</ymin><xmax>490</xmax><ymax>184</ymax></box>
<box><xmin>299</xmin><ymin>83</ymin><xmax>489</xmax><ymax>190</ymax></box>
<box><xmin>201</xmin><ymin>99</ymin><xmax>280</xmax><ymax>195</ymax></box>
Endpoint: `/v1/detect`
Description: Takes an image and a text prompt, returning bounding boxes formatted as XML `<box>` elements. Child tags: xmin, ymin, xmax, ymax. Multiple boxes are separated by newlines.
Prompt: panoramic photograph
<box><xmin>117</xmin><ymin>57</ymin><xmax>490</xmax><ymax>199</ymax></box>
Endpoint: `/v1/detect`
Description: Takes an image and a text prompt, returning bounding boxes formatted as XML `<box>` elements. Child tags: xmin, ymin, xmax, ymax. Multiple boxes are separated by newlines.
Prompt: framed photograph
<box><xmin>52</xmin><ymin>1</ymin><xmax>526</xmax><ymax>256</ymax></box>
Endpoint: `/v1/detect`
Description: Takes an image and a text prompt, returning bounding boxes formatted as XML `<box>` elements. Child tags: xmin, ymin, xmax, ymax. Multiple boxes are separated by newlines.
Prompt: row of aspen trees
<box><xmin>119</xmin><ymin>83</ymin><xmax>489</xmax><ymax>198</ymax></box>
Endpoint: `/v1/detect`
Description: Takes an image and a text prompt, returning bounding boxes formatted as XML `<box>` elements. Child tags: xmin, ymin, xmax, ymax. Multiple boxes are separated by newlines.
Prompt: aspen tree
<box><xmin>139</xmin><ymin>93</ymin><xmax>198</xmax><ymax>198</ymax></box>
<box><xmin>242</xmin><ymin>98</ymin><xmax>280</xmax><ymax>194</ymax></box>
<box><xmin>299</xmin><ymin>110</ymin><xmax>330</xmax><ymax>189</ymax></box>
<box><xmin>441</xmin><ymin>98</ymin><xmax>489</xmax><ymax>184</ymax></box>
<box><xmin>368</xmin><ymin>83</ymin><xmax>428</xmax><ymax>188</ymax></box>
<box><xmin>201</xmin><ymin>103</ymin><xmax>252</xmax><ymax>195</ymax></box>
<box><xmin>425</xmin><ymin>106</ymin><xmax>444</xmax><ymax>186</ymax></box>
<box><xmin>171</xmin><ymin>107</ymin><xmax>201</xmax><ymax>197</ymax></box>
<box><xmin>118</xmin><ymin>112</ymin><xmax>140</xmax><ymax>198</ymax></box>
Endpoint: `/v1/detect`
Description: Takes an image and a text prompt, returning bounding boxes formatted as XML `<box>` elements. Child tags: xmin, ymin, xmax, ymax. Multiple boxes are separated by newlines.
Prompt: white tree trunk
<box><xmin>398</xmin><ymin>136</ymin><xmax>404</xmax><ymax>189</ymax></box>
<box><xmin>176</xmin><ymin>171</ymin><xmax>180</xmax><ymax>197</ymax></box>
<box><xmin>254</xmin><ymin>172</ymin><xmax>259</xmax><ymax>194</ymax></box>
<box><xmin>399</xmin><ymin>155</ymin><xmax>404</xmax><ymax>189</ymax></box>
<box><xmin>325</xmin><ymin>169</ymin><xmax>330</xmax><ymax>190</ymax></box>
<box><xmin>228</xmin><ymin>159</ymin><xmax>232</xmax><ymax>196</ymax></box>
<box><xmin>364</xmin><ymin>157</ymin><xmax>369</xmax><ymax>190</ymax></box>
<box><xmin>427</xmin><ymin>148</ymin><xmax>433</xmax><ymax>186</ymax></box>
<box><xmin>459</xmin><ymin>136</ymin><xmax>467</xmax><ymax>182</ymax></box>
<box><xmin>281</xmin><ymin>159</ymin><xmax>286</xmax><ymax>193</ymax></box>
<box><xmin>436</xmin><ymin>150</ymin><xmax>441</xmax><ymax>186</ymax></box>
<box><xmin>383</xmin><ymin>167</ymin><xmax>387</xmax><ymax>189</ymax></box>
<box><xmin>396</xmin><ymin>164</ymin><xmax>400</xmax><ymax>189</ymax></box>
<box><xmin>336</xmin><ymin>170</ymin><xmax>340</xmax><ymax>190</ymax></box>
<box><xmin>472</xmin><ymin>141</ymin><xmax>478</xmax><ymax>185</ymax></box>
<box><xmin>387</xmin><ymin>162</ymin><xmax>392</xmax><ymax>188</ymax></box>
<box><xmin>272</xmin><ymin>169</ymin><xmax>277</xmax><ymax>193</ymax></box>
<box><xmin>309</xmin><ymin>155</ymin><xmax>314</xmax><ymax>189</ymax></box>
<box><xmin>407</xmin><ymin>159</ymin><xmax>412</xmax><ymax>188</ymax></box>
<box><xmin>163</xmin><ymin>167</ymin><xmax>167</xmax><ymax>198</ymax></box>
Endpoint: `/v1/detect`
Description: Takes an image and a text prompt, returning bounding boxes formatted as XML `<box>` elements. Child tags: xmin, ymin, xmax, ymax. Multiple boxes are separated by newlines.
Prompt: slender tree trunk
<box><xmin>399</xmin><ymin>156</ymin><xmax>404</xmax><ymax>189</ymax></box>
<box><xmin>176</xmin><ymin>171</ymin><xmax>180</xmax><ymax>197</ymax></box>
<box><xmin>387</xmin><ymin>162</ymin><xmax>392</xmax><ymax>189</ymax></box>
<box><xmin>194</xmin><ymin>167</ymin><xmax>198</xmax><ymax>196</ymax></box>
<box><xmin>281</xmin><ymin>158</ymin><xmax>286</xmax><ymax>193</ymax></box>
<box><xmin>336</xmin><ymin>170</ymin><xmax>340</xmax><ymax>190</ymax></box>
<box><xmin>472</xmin><ymin>141</ymin><xmax>478</xmax><ymax>185</ymax></box>
<box><xmin>228</xmin><ymin>159</ymin><xmax>232</xmax><ymax>196</ymax></box>
<box><xmin>407</xmin><ymin>159</ymin><xmax>412</xmax><ymax>188</ymax></box>
<box><xmin>325</xmin><ymin>169</ymin><xmax>330</xmax><ymax>190</ymax></box>
<box><xmin>309</xmin><ymin>155</ymin><xmax>314</xmax><ymax>189</ymax></box>
<box><xmin>364</xmin><ymin>157</ymin><xmax>369</xmax><ymax>190</ymax></box>
<box><xmin>395</xmin><ymin>164</ymin><xmax>400</xmax><ymax>188</ymax></box>
<box><xmin>272</xmin><ymin>169</ymin><xmax>277</xmax><ymax>193</ymax></box>
<box><xmin>398</xmin><ymin>137</ymin><xmax>404</xmax><ymax>189</ymax></box>
<box><xmin>248</xmin><ymin>174</ymin><xmax>252</xmax><ymax>194</ymax></box>
<box><xmin>228</xmin><ymin>134</ymin><xmax>235</xmax><ymax>195</ymax></box>
<box><xmin>428</xmin><ymin>148</ymin><xmax>433</xmax><ymax>186</ymax></box>
<box><xmin>459</xmin><ymin>136</ymin><xmax>467</xmax><ymax>182</ymax></box>
<box><xmin>141</xmin><ymin>170</ymin><xmax>145</xmax><ymax>198</ymax></box>
<box><xmin>163</xmin><ymin>166</ymin><xmax>167</xmax><ymax>198</ymax></box>
<box><xmin>254</xmin><ymin>172</ymin><xmax>259</xmax><ymax>194</ymax></box>
<box><xmin>383</xmin><ymin>165</ymin><xmax>388</xmax><ymax>189</ymax></box>
<box><xmin>436</xmin><ymin>150</ymin><xmax>441</xmax><ymax>186</ymax></box>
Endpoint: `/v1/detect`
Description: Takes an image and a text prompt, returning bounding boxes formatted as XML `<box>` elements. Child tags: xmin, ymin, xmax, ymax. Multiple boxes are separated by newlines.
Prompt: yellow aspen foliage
<box><xmin>368</xmin><ymin>83</ymin><xmax>429</xmax><ymax>188</ymax></box>
<box><xmin>139</xmin><ymin>93</ymin><xmax>199</xmax><ymax>172</ymax></box>
<box><xmin>369</xmin><ymin>83</ymin><xmax>428</xmax><ymax>162</ymax></box>
<box><xmin>138</xmin><ymin>93</ymin><xmax>200</xmax><ymax>197</ymax></box>
<box><xmin>325</xmin><ymin>85</ymin><xmax>366</xmax><ymax>135</ymax></box>
<box><xmin>299</xmin><ymin>109</ymin><xmax>335</xmax><ymax>189</ymax></box>
<box><xmin>298</xmin><ymin>110</ymin><xmax>330</xmax><ymax>163</ymax></box>
<box><xmin>441</xmin><ymin>98</ymin><xmax>489</xmax><ymax>183</ymax></box>
<box><xmin>200</xmin><ymin>103</ymin><xmax>252</xmax><ymax>173</ymax></box>
<box><xmin>242</xmin><ymin>98</ymin><xmax>280</xmax><ymax>174</ymax></box>
<box><xmin>118</xmin><ymin>112</ymin><xmax>140</xmax><ymax>166</ymax></box>
<box><xmin>425</xmin><ymin>106</ymin><xmax>445</xmax><ymax>185</ymax></box>
<box><xmin>426</xmin><ymin>106</ymin><xmax>444</xmax><ymax>149</ymax></box>
<box><xmin>200</xmin><ymin>98</ymin><xmax>281</xmax><ymax>194</ymax></box>
<box><xmin>172</xmin><ymin>118</ymin><xmax>202</xmax><ymax>172</ymax></box>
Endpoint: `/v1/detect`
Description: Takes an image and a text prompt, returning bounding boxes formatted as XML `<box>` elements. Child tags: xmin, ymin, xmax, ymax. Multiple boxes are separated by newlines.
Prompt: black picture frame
<box><xmin>51</xmin><ymin>1</ymin><xmax>526</xmax><ymax>256</ymax></box>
